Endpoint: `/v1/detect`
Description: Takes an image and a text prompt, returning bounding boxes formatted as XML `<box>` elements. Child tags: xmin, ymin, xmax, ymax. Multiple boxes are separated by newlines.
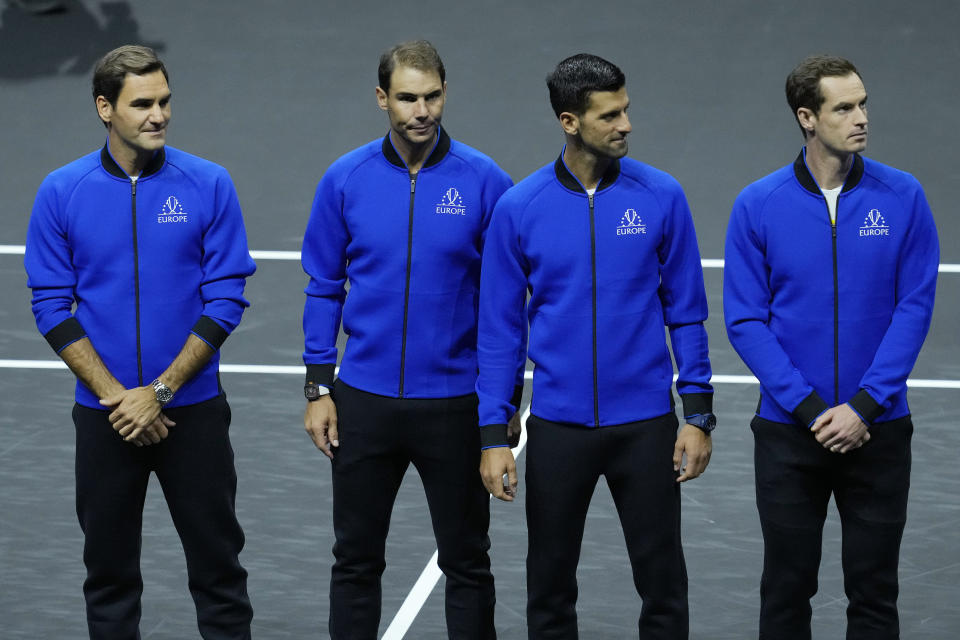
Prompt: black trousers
<box><xmin>328</xmin><ymin>380</ymin><xmax>496</xmax><ymax>640</ymax></box>
<box><xmin>73</xmin><ymin>395</ymin><xmax>252</xmax><ymax>640</ymax></box>
<box><xmin>752</xmin><ymin>416</ymin><xmax>912</xmax><ymax>640</ymax></box>
<box><xmin>525</xmin><ymin>413</ymin><xmax>688</xmax><ymax>640</ymax></box>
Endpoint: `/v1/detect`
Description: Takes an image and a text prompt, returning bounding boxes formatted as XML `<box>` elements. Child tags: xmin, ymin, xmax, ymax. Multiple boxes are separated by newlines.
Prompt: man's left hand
<box><xmin>506</xmin><ymin>411</ymin><xmax>522</xmax><ymax>448</ymax></box>
<box><xmin>101</xmin><ymin>386</ymin><xmax>163</xmax><ymax>442</ymax></box>
<box><xmin>673</xmin><ymin>423</ymin><xmax>712</xmax><ymax>482</ymax></box>
<box><xmin>811</xmin><ymin>404</ymin><xmax>870</xmax><ymax>453</ymax></box>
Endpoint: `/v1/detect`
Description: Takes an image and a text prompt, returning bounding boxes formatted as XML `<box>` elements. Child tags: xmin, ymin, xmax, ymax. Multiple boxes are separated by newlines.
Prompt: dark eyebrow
<box><xmin>128</xmin><ymin>92</ymin><xmax>171</xmax><ymax>108</ymax></box>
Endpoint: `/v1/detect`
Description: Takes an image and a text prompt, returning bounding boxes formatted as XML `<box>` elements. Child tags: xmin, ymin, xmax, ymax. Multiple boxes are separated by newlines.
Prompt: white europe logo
<box><xmin>859</xmin><ymin>208</ymin><xmax>889</xmax><ymax>237</ymax></box>
<box><xmin>435</xmin><ymin>187</ymin><xmax>466</xmax><ymax>215</ymax></box>
<box><xmin>616</xmin><ymin>208</ymin><xmax>646</xmax><ymax>236</ymax></box>
<box><xmin>157</xmin><ymin>196</ymin><xmax>188</xmax><ymax>224</ymax></box>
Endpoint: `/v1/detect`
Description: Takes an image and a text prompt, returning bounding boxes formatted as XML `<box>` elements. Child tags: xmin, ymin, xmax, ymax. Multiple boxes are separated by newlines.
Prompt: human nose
<box><xmin>618</xmin><ymin>112</ymin><xmax>632</xmax><ymax>134</ymax></box>
<box><xmin>413</xmin><ymin>98</ymin><xmax>429</xmax><ymax>119</ymax></box>
<box><xmin>854</xmin><ymin>105</ymin><xmax>868</xmax><ymax>126</ymax></box>
<box><xmin>148</xmin><ymin>103</ymin><xmax>167</xmax><ymax>123</ymax></box>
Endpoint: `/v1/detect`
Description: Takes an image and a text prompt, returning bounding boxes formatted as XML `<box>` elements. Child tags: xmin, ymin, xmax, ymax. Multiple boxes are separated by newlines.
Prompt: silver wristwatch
<box><xmin>151</xmin><ymin>379</ymin><xmax>174</xmax><ymax>406</ymax></box>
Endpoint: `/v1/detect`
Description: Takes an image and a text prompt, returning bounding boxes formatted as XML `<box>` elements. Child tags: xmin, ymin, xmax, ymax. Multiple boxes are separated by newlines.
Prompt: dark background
<box><xmin>1</xmin><ymin>1</ymin><xmax>957</xmax><ymax>638</ymax></box>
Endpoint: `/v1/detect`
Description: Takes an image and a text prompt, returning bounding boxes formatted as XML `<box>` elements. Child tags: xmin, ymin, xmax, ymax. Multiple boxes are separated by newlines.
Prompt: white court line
<box><xmin>1</xmin><ymin>360</ymin><xmax>959</xmax><ymax>389</ymax></box>
<box><xmin>3</xmin><ymin>246</ymin><xmax>960</xmax><ymax>272</ymax></box>
<box><xmin>249</xmin><ymin>250</ymin><xmax>301</xmax><ymax>261</ymax></box>
<box><xmin>381</xmin><ymin>407</ymin><xmax>530</xmax><ymax>640</ymax></box>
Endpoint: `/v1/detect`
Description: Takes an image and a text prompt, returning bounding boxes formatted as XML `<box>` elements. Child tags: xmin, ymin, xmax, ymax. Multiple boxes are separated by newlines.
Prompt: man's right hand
<box><xmin>305</xmin><ymin>395</ymin><xmax>339</xmax><ymax>459</ymax></box>
<box><xmin>480</xmin><ymin>446</ymin><xmax>517</xmax><ymax>502</ymax></box>
<box><xmin>131</xmin><ymin>414</ymin><xmax>176</xmax><ymax>447</ymax></box>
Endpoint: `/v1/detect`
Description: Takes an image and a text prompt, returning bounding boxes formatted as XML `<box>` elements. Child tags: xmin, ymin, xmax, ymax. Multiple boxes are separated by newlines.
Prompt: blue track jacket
<box><xmin>302</xmin><ymin>130</ymin><xmax>513</xmax><ymax>398</ymax></box>
<box><xmin>477</xmin><ymin>153</ymin><xmax>714</xmax><ymax>447</ymax></box>
<box><xmin>724</xmin><ymin>151</ymin><xmax>939</xmax><ymax>426</ymax></box>
<box><xmin>25</xmin><ymin>145</ymin><xmax>256</xmax><ymax>409</ymax></box>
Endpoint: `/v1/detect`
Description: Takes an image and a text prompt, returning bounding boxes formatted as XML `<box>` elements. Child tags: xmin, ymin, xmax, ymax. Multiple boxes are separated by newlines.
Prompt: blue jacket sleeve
<box><xmin>301</xmin><ymin>169</ymin><xmax>349</xmax><ymax>387</ymax></box>
<box><xmin>190</xmin><ymin>170</ymin><xmax>256</xmax><ymax>350</ymax></box>
<box><xmin>723</xmin><ymin>192</ymin><xmax>827</xmax><ymax>425</ymax></box>
<box><xmin>477</xmin><ymin>165</ymin><xmax>526</xmax><ymax>400</ymax></box>
<box><xmin>848</xmin><ymin>182</ymin><xmax>939</xmax><ymax>423</ymax></box>
<box><xmin>477</xmin><ymin>194</ymin><xmax>528</xmax><ymax>447</ymax></box>
<box><xmin>24</xmin><ymin>175</ymin><xmax>87</xmax><ymax>352</ymax></box>
<box><xmin>657</xmin><ymin>184</ymin><xmax>713</xmax><ymax>416</ymax></box>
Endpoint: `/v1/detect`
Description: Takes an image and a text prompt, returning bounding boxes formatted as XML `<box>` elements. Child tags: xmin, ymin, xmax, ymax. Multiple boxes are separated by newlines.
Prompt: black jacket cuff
<box><xmin>44</xmin><ymin>317</ymin><xmax>86</xmax><ymax>353</ymax></box>
<box><xmin>680</xmin><ymin>392</ymin><xmax>713</xmax><ymax>417</ymax></box>
<box><xmin>848</xmin><ymin>388</ymin><xmax>883</xmax><ymax>424</ymax></box>
<box><xmin>305</xmin><ymin>363</ymin><xmax>336</xmax><ymax>387</ymax></box>
<box><xmin>793</xmin><ymin>391</ymin><xmax>830</xmax><ymax>427</ymax></box>
<box><xmin>480</xmin><ymin>424</ymin><xmax>508</xmax><ymax>449</ymax></box>
<box><xmin>191</xmin><ymin>316</ymin><xmax>230</xmax><ymax>350</ymax></box>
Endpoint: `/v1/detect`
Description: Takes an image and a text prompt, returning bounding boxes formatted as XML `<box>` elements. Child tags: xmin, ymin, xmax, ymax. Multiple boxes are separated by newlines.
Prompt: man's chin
<box><xmin>403</xmin><ymin>128</ymin><xmax>436</xmax><ymax>145</ymax></box>
<box><xmin>606</xmin><ymin>144</ymin><xmax>629</xmax><ymax>159</ymax></box>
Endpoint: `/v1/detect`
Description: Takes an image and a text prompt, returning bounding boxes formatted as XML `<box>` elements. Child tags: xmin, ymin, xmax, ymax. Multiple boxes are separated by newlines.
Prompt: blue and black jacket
<box><xmin>25</xmin><ymin>145</ymin><xmax>256</xmax><ymax>409</ymax></box>
<box><xmin>724</xmin><ymin>150</ymin><xmax>939</xmax><ymax>426</ymax></box>
<box><xmin>302</xmin><ymin>129</ymin><xmax>513</xmax><ymax>399</ymax></box>
<box><xmin>477</xmin><ymin>153</ymin><xmax>714</xmax><ymax>447</ymax></box>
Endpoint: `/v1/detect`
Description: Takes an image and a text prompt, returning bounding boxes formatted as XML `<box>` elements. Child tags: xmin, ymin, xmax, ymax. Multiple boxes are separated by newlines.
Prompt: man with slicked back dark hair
<box><xmin>479</xmin><ymin>53</ymin><xmax>715</xmax><ymax>639</ymax></box>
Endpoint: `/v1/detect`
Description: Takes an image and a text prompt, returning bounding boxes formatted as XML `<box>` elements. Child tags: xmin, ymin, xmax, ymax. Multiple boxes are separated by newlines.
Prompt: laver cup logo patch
<box><xmin>436</xmin><ymin>187</ymin><xmax>466</xmax><ymax>215</ymax></box>
<box><xmin>158</xmin><ymin>196</ymin><xmax>188</xmax><ymax>223</ymax></box>
<box><xmin>616</xmin><ymin>208</ymin><xmax>646</xmax><ymax>236</ymax></box>
<box><xmin>859</xmin><ymin>208</ymin><xmax>889</xmax><ymax>237</ymax></box>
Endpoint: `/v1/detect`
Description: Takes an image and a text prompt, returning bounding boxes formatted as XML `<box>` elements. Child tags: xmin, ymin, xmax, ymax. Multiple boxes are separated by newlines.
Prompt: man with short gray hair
<box><xmin>25</xmin><ymin>45</ymin><xmax>255</xmax><ymax>639</ymax></box>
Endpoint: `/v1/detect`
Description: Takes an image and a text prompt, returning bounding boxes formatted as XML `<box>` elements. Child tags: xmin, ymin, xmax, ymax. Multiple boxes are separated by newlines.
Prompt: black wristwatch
<box><xmin>686</xmin><ymin>413</ymin><xmax>716</xmax><ymax>435</ymax></box>
<box><xmin>304</xmin><ymin>382</ymin><xmax>331</xmax><ymax>401</ymax></box>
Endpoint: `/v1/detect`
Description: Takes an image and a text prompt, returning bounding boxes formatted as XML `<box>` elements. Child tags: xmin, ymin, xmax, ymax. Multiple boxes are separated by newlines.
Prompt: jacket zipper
<box><xmin>831</xmin><ymin>212</ymin><xmax>839</xmax><ymax>405</ymax></box>
<box><xmin>398</xmin><ymin>173</ymin><xmax>417</xmax><ymax>397</ymax></box>
<box><xmin>130</xmin><ymin>176</ymin><xmax>143</xmax><ymax>386</ymax></box>
<box><xmin>588</xmin><ymin>192</ymin><xmax>599</xmax><ymax>427</ymax></box>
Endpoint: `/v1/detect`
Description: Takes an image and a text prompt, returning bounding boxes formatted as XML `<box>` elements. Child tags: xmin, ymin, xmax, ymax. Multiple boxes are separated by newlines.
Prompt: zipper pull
<box><xmin>588</xmin><ymin>192</ymin><xmax>594</xmax><ymax>208</ymax></box>
<box><xmin>130</xmin><ymin>175</ymin><xmax>138</xmax><ymax>196</ymax></box>
<box><xmin>410</xmin><ymin>175</ymin><xmax>416</xmax><ymax>193</ymax></box>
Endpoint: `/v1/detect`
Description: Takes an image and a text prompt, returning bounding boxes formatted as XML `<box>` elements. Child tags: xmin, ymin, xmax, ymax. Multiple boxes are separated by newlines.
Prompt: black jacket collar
<box><xmin>792</xmin><ymin>149</ymin><xmax>863</xmax><ymax>195</ymax></box>
<box><xmin>553</xmin><ymin>153</ymin><xmax>621</xmax><ymax>194</ymax></box>
<box><xmin>381</xmin><ymin>128</ymin><xmax>451</xmax><ymax>170</ymax></box>
<box><xmin>100</xmin><ymin>144</ymin><xmax>166</xmax><ymax>179</ymax></box>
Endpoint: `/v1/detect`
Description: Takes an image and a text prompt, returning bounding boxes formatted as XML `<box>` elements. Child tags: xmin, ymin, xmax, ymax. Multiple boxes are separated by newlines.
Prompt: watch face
<box><xmin>700</xmin><ymin>414</ymin><xmax>716</xmax><ymax>432</ymax></box>
<box><xmin>304</xmin><ymin>384</ymin><xmax>321</xmax><ymax>401</ymax></box>
<box><xmin>689</xmin><ymin>414</ymin><xmax>715</xmax><ymax>433</ymax></box>
<box><xmin>153</xmin><ymin>381</ymin><xmax>173</xmax><ymax>404</ymax></box>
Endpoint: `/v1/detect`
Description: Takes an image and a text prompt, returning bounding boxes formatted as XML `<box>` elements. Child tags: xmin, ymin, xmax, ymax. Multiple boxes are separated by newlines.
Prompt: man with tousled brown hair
<box><xmin>724</xmin><ymin>55</ymin><xmax>939</xmax><ymax>639</ymax></box>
